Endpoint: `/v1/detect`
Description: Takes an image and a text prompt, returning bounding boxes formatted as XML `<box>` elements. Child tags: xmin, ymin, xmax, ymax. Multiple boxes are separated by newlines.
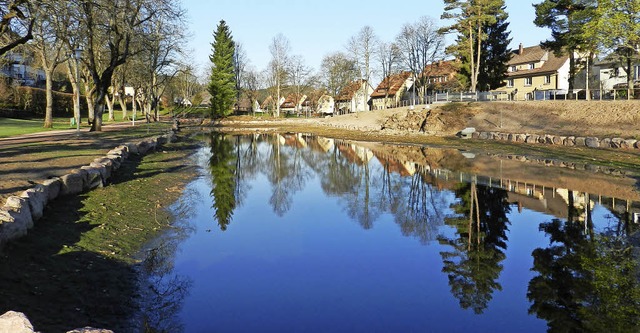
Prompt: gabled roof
<box><xmin>335</xmin><ymin>79</ymin><xmax>367</xmax><ymax>102</ymax></box>
<box><xmin>370</xmin><ymin>71</ymin><xmax>412</xmax><ymax>98</ymax></box>
<box><xmin>421</xmin><ymin>60</ymin><xmax>459</xmax><ymax>77</ymax></box>
<box><xmin>261</xmin><ymin>96</ymin><xmax>274</xmax><ymax>109</ymax></box>
<box><xmin>506</xmin><ymin>44</ymin><xmax>569</xmax><ymax>78</ymax></box>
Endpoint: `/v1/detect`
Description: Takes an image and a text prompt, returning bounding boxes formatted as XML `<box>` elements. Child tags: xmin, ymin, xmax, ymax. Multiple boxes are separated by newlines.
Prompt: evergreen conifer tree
<box><xmin>209</xmin><ymin>20</ymin><xmax>236</xmax><ymax>118</ymax></box>
<box><xmin>478</xmin><ymin>9</ymin><xmax>511</xmax><ymax>91</ymax></box>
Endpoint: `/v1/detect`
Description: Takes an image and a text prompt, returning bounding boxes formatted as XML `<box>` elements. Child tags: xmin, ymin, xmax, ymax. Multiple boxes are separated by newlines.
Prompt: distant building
<box><xmin>370</xmin><ymin>71</ymin><xmax>414</xmax><ymax>110</ymax></box>
<box><xmin>495</xmin><ymin>44</ymin><xmax>570</xmax><ymax>100</ymax></box>
<box><xmin>335</xmin><ymin>79</ymin><xmax>374</xmax><ymax>113</ymax></box>
<box><xmin>592</xmin><ymin>55</ymin><xmax>640</xmax><ymax>91</ymax></box>
<box><xmin>0</xmin><ymin>51</ymin><xmax>45</xmax><ymax>87</ymax></box>
<box><xmin>421</xmin><ymin>60</ymin><xmax>461</xmax><ymax>94</ymax></box>
<box><xmin>316</xmin><ymin>95</ymin><xmax>335</xmax><ymax>115</ymax></box>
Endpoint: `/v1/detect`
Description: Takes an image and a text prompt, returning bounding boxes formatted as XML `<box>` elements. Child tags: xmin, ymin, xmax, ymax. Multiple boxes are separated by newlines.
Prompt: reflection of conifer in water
<box><xmin>208</xmin><ymin>133</ymin><xmax>237</xmax><ymax>231</ymax></box>
<box><xmin>439</xmin><ymin>182</ymin><xmax>511</xmax><ymax>314</ymax></box>
<box><xmin>527</xmin><ymin>193</ymin><xmax>640</xmax><ymax>333</ymax></box>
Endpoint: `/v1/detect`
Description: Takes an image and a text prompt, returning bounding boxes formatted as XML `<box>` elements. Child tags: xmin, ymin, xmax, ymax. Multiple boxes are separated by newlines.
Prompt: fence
<box><xmin>427</xmin><ymin>88</ymin><xmax>640</xmax><ymax>103</ymax></box>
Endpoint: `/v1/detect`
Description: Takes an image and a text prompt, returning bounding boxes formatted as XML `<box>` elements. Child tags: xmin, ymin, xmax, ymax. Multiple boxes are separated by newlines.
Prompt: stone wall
<box><xmin>0</xmin><ymin>131</ymin><xmax>178</xmax><ymax>248</ymax></box>
<box><xmin>471</xmin><ymin>131</ymin><xmax>640</xmax><ymax>150</ymax></box>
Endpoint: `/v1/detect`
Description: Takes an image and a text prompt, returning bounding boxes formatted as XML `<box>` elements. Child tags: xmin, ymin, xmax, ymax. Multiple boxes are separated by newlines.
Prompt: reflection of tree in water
<box><xmin>528</xmin><ymin>206</ymin><xmax>640</xmax><ymax>333</ymax></box>
<box><xmin>208</xmin><ymin>133</ymin><xmax>237</xmax><ymax>230</ymax></box>
<box><xmin>265</xmin><ymin>135</ymin><xmax>312</xmax><ymax>216</ymax></box>
<box><xmin>438</xmin><ymin>182</ymin><xmax>511</xmax><ymax>314</ymax></box>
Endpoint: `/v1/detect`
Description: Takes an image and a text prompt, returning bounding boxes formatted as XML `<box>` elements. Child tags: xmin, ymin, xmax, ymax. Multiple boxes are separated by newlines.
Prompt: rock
<box><xmin>610</xmin><ymin>138</ymin><xmax>624</xmax><ymax>148</ymax></box>
<box><xmin>81</xmin><ymin>166</ymin><xmax>104</xmax><ymax>190</ymax></box>
<box><xmin>600</xmin><ymin>138</ymin><xmax>612</xmax><ymax>148</ymax></box>
<box><xmin>544</xmin><ymin>135</ymin><xmax>554</xmax><ymax>144</ymax></box>
<box><xmin>565</xmin><ymin>136</ymin><xmax>576</xmax><ymax>146</ymax></box>
<box><xmin>20</xmin><ymin>185</ymin><xmax>48</xmax><ymax>221</ymax></box>
<box><xmin>526</xmin><ymin>134</ymin><xmax>539</xmax><ymax>144</ymax></box>
<box><xmin>575</xmin><ymin>137</ymin><xmax>587</xmax><ymax>146</ymax></box>
<box><xmin>4</xmin><ymin>196</ymin><xmax>33</xmax><ymax>229</ymax></box>
<box><xmin>156</xmin><ymin>135</ymin><xmax>168</xmax><ymax>145</ymax></box>
<box><xmin>478</xmin><ymin>132</ymin><xmax>490</xmax><ymax>140</ymax></box>
<box><xmin>0</xmin><ymin>209</ymin><xmax>28</xmax><ymax>245</ymax></box>
<box><xmin>42</xmin><ymin>178</ymin><xmax>61</xmax><ymax>202</ymax></box>
<box><xmin>553</xmin><ymin>136</ymin><xmax>565</xmax><ymax>145</ymax></box>
<box><xmin>125</xmin><ymin>142</ymin><xmax>140</xmax><ymax>154</ymax></box>
<box><xmin>624</xmin><ymin>139</ymin><xmax>637</xmax><ymax>149</ymax></box>
<box><xmin>66</xmin><ymin>327</ymin><xmax>114</xmax><ymax>333</ymax></box>
<box><xmin>60</xmin><ymin>171</ymin><xmax>85</xmax><ymax>196</ymax></box>
<box><xmin>585</xmin><ymin>137</ymin><xmax>600</xmax><ymax>148</ymax></box>
<box><xmin>105</xmin><ymin>155</ymin><xmax>122</xmax><ymax>170</ymax></box>
<box><xmin>0</xmin><ymin>311</ymin><xmax>35</xmax><ymax>333</ymax></box>
<box><xmin>515</xmin><ymin>134</ymin><xmax>527</xmax><ymax>142</ymax></box>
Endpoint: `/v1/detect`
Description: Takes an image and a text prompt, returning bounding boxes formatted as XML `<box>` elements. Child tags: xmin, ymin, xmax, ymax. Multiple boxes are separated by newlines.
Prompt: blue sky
<box><xmin>182</xmin><ymin>0</ymin><xmax>550</xmax><ymax>81</ymax></box>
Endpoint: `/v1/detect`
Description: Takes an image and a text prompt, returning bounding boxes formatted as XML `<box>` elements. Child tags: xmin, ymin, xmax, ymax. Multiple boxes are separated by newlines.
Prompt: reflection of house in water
<box><xmin>373</xmin><ymin>151</ymin><xmax>416</xmax><ymax>176</ymax></box>
<box><xmin>335</xmin><ymin>141</ymin><xmax>373</xmax><ymax>165</ymax></box>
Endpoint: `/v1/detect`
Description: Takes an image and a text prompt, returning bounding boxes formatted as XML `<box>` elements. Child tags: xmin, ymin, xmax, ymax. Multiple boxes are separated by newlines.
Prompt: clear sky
<box><xmin>181</xmin><ymin>0</ymin><xmax>550</xmax><ymax>82</ymax></box>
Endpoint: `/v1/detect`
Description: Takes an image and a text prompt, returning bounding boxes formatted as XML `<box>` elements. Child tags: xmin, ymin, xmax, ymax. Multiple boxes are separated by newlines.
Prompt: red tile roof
<box><xmin>506</xmin><ymin>45</ymin><xmax>569</xmax><ymax>78</ymax></box>
<box><xmin>336</xmin><ymin>79</ymin><xmax>367</xmax><ymax>102</ymax></box>
<box><xmin>370</xmin><ymin>71</ymin><xmax>412</xmax><ymax>98</ymax></box>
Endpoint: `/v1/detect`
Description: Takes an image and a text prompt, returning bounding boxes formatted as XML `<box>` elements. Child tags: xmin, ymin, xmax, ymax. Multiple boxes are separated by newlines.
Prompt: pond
<box><xmin>147</xmin><ymin>132</ymin><xmax>640</xmax><ymax>332</ymax></box>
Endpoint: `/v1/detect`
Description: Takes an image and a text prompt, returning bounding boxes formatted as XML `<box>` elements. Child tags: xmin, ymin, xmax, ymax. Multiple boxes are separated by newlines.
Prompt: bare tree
<box><xmin>30</xmin><ymin>1</ymin><xmax>70</xmax><ymax>128</ymax></box>
<box><xmin>376</xmin><ymin>41</ymin><xmax>401</xmax><ymax>109</ymax></box>
<box><xmin>288</xmin><ymin>55</ymin><xmax>313</xmax><ymax>116</ymax></box>
<box><xmin>242</xmin><ymin>65</ymin><xmax>261</xmax><ymax>115</ymax></box>
<box><xmin>234</xmin><ymin>42</ymin><xmax>247</xmax><ymax>108</ymax></box>
<box><xmin>346</xmin><ymin>26</ymin><xmax>378</xmax><ymax>111</ymax></box>
<box><xmin>0</xmin><ymin>0</ymin><xmax>35</xmax><ymax>56</ymax></box>
<box><xmin>268</xmin><ymin>33</ymin><xmax>290</xmax><ymax>117</ymax></box>
<box><xmin>320</xmin><ymin>51</ymin><xmax>357</xmax><ymax>99</ymax></box>
<box><xmin>396</xmin><ymin>16</ymin><xmax>444</xmax><ymax>104</ymax></box>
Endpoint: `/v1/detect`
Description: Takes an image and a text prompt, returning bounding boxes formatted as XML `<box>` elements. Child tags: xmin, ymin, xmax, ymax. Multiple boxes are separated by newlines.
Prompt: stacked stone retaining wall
<box><xmin>0</xmin><ymin>131</ymin><xmax>178</xmax><ymax>249</ymax></box>
<box><xmin>472</xmin><ymin>131</ymin><xmax>640</xmax><ymax>150</ymax></box>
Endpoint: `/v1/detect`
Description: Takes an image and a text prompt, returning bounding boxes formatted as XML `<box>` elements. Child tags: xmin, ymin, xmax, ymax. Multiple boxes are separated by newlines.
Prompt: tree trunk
<box><xmin>568</xmin><ymin>52</ymin><xmax>575</xmax><ymax>98</ymax></box>
<box><xmin>118</xmin><ymin>93</ymin><xmax>128</xmax><ymax>120</ymax></box>
<box><xmin>469</xmin><ymin>23</ymin><xmax>476</xmax><ymax>92</ymax></box>
<box><xmin>66</xmin><ymin>62</ymin><xmax>81</xmax><ymax>125</ymax></box>
<box><xmin>43</xmin><ymin>69</ymin><xmax>54</xmax><ymax>128</ymax></box>
<box><xmin>106</xmin><ymin>90</ymin><xmax>115</xmax><ymax>121</ymax></box>
<box><xmin>626</xmin><ymin>55</ymin><xmax>633</xmax><ymax>100</ymax></box>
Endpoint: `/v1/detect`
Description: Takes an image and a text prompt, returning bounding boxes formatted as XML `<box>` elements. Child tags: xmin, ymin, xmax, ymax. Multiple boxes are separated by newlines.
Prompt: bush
<box><xmin>15</xmin><ymin>86</ymin><xmax>87</xmax><ymax>116</ymax></box>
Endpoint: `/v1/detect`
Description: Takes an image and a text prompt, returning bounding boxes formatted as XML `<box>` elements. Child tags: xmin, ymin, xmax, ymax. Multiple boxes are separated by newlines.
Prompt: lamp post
<box><xmin>73</xmin><ymin>48</ymin><xmax>82</xmax><ymax>134</ymax></box>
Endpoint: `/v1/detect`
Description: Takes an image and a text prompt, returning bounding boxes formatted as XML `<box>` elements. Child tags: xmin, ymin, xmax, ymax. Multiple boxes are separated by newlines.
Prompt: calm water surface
<box><xmin>154</xmin><ymin>133</ymin><xmax>640</xmax><ymax>333</ymax></box>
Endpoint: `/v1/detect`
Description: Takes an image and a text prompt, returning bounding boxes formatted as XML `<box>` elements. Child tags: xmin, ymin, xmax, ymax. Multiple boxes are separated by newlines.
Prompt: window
<box><xmin>507</xmin><ymin>79</ymin><xmax>514</xmax><ymax>87</ymax></box>
<box><xmin>524</xmin><ymin>77</ymin><xmax>532</xmax><ymax>86</ymax></box>
<box><xmin>544</xmin><ymin>75</ymin><xmax>551</xmax><ymax>85</ymax></box>
<box><xmin>510</xmin><ymin>65</ymin><xmax>517</xmax><ymax>72</ymax></box>
<box><xmin>634</xmin><ymin>65</ymin><xmax>640</xmax><ymax>80</ymax></box>
<box><xmin>528</xmin><ymin>63</ymin><xmax>535</xmax><ymax>70</ymax></box>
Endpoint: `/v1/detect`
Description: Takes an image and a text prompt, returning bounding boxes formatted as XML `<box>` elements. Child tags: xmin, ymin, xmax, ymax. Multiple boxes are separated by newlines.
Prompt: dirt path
<box><xmin>0</xmin><ymin>122</ymin><xmax>168</xmax><ymax>204</ymax></box>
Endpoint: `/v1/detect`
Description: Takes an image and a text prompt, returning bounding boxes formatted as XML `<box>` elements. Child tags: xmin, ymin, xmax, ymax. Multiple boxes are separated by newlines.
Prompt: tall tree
<box><xmin>233</xmin><ymin>42</ymin><xmax>247</xmax><ymax>108</ymax></box>
<box><xmin>396</xmin><ymin>16</ymin><xmax>444</xmax><ymax>102</ymax></box>
<box><xmin>346</xmin><ymin>26</ymin><xmax>377</xmax><ymax>111</ymax></box>
<box><xmin>477</xmin><ymin>5</ymin><xmax>511</xmax><ymax>91</ymax></box>
<box><xmin>441</xmin><ymin>0</ymin><xmax>505</xmax><ymax>92</ymax></box>
<box><xmin>267</xmin><ymin>33</ymin><xmax>290</xmax><ymax>117</ymax></box>
<box><xmin>586</xmin><ymin>0</ymin><xmax>640</xmax><ymax>99</ymax></box>
<box><xmin>287</xmin><ymin>55</ymin><xmax>313</xmax><ymax>115</ymax></box>
<box><xmin>208</xmin><ymin>20</ymin><xmax>236</xmax><ymax>118</ymax></box>
<box><xmin>320</xmin><ymin>51</ymin><xmax>357</xmax><ymax>99</ymax></box>
<box><xmin>0</xmin><ymin>0</ymin><xmax>35</xmax><ymax>56</ymax></box>
<box><xmin>376</xmin><ymin>41</ymin><xmax>401</xmax><ymax>108</ymax></box>
<box><xmin>533</xmin><ymin>0</ymin><xmax>596</xmax><ymax>97</ymax></box>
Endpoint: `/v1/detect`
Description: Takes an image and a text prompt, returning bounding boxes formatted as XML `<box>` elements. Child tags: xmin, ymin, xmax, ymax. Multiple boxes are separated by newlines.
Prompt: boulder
<box><xmin>125</xmin><ymin>142</ymin><xmax>140</xmax><ymax>154</ymax></box>
<box><xmin>60</xmin><ymin>171</ymin><xmax>86</xmax><ymax>196</ymax></box>
<box><xmin>575</xmin><ymin>137</ymin><xmax>587</xmax><ymax>146</ymax></box>
<box><xmin>552</xmin><ymin>136</ymin><xmax>565</xmax><ymax>145</ymax></box>
<box><xmin>4</xmin><ymin>196</ymin><xmax>33</xmax><ymax>229</ymax></box>
<box><xmin>623</xmin><ymin>139</ymin><xmax>637</xmax><ymax>149</ymax></box>
<box><xmin>565</xmin><ymin>136</ymin><xmax>576</xmax><ymax>146</ymax></box>
<box><xmin>515</xmin><ymin>134</ymin><xmax>527</xmax><ymax>142</ymax></box>
<box><xmin>544</xmin><ymin>135</ymin><xmax>555</xmax><ymax>144</ymax></box>
<box><xmin>585</xmin><ymin>137</ymin><xmax>600</xmax><ymax>148</ymax></box>
<box><xmin>478</xmin><ymin>132</ymin><xmax>490</xmax><ymax>140</ymax></box>
<box><xmin>42</xmin><ymin>178</ymin><xmax>62</xmax><ymax>202</ymax></box>
<box><xmin>81</xmin><ymin>166</ymin><xmax>104</xmax><ymax>190</ymax></box>
<box><xmin>0</xmin><ymin>311</ymin><xmax>35</xmax><ymax>333</ymax></box>
<box><xmin>610</xmin><ymin>138</ymin><xmax>624</xmax><ymax>148</ymax></box>
<box><xmin>600</xmin><ymin>138</ymin><xmax>612</xmax><ymax>148</ymax></box>
<box><xmin>105</xmin><ymin>155</ymin><xmax>122</xmax><ymax>170</ymax></box>
<box><xmin>526</xmin><ymin>134</ymin><xmax>539</xmax><ymax>144</ymax></box>
<box><xmin>20</xmin><ymin>185</ymin><xmax>48</xmax><ymax>221</ymax></box>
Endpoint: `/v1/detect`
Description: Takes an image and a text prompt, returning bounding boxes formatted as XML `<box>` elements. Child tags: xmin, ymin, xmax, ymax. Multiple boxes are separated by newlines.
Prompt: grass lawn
<box><xmin>0</xmin><ymin>109</ymin><xmax>172</xmax><ymax>138</ymax></box>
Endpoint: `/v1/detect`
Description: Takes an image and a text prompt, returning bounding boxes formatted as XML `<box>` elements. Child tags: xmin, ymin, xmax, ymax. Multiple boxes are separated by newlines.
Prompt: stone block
<box><xmin>20</xmin><ymin>185</ymin><xmax>48</xmax><ymax>221</ymax></box>
<box><xmin>42</xmin><ymin>178</ymin><xmax>61</xmax><ymax>202</ymax></box>
<box><xmin>575</xmin><ymin>137</ymin><xmax>586</xmax><ymax>146</ymax></box>
<box><xmin>623</xmin><ymin>139</ymin><xmax>637</xmax><ymax>149</ymax></box>
<box><xmin>0</xmin><ymin>311</ymin><xmax>35</xmax><ymax>333</ymax></box>
<box><xmin>60</xmin><ymin>172</ymin><xmax>85</xmax><ymax>196</ymax></box>
<box><xmin>526</xmin><ymin>134</ymin><xmax>539</xmax><ymax>144</ymax></box>
<box><xmin>81</xmin><ymin>166</ymin><xmax>104</xmax><ymax>190</ymax></box>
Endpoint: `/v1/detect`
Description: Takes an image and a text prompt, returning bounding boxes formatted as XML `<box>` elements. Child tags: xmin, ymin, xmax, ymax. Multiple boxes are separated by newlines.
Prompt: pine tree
<box><xmin>209</xmin><ymin>20</ymin><xmax>236</xmax><ymax>118</ymax></box>
<box><xmin>478</xmin><ymin>9</ymin><xmax>511</xmax><ymax>91</ymax></box>
<box><xmin>441</xmin><ymin>0</ymin><xmax>507</xmax><ymax>92</ymax></box>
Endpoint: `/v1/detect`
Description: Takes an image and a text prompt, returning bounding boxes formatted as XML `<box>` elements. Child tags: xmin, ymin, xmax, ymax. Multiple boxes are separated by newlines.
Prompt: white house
<box><xmin>317</xmin><ymin>95</ymin><xmax>335</xmax><ymax>115</ymax></box>
<box><xmin>593</xmin><ymin>56</ymin><xmax>640</xmax><ymax>90</ymax></box>
<box><xmin>335</xmin><ymin>79</ymin><xmax>374</xmax><ymax>113</ymax></box>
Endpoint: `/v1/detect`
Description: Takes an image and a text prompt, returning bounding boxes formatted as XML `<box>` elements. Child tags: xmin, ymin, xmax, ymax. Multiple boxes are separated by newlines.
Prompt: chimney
<box><xmin>519</xmin><ymin>43</ymin><xmax>524</xmax><ymax>55</ymax></box>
